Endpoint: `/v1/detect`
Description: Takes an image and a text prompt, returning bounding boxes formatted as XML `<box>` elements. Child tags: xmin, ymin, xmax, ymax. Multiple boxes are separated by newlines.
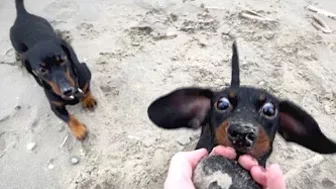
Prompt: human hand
<box><xmin>164</xmin><ymin>148</ymin><xmax>208</xmax><ymax>189</ymax></box>
<box><xmin>211</xmin><ymin>146</ymin><xmax>286</xmax><ymax>189</ymax></box>
<box><xmin>164</xmin><ymin>146</ymin><xmax>286</xmax><ymax>189</ymax></box>
<box><xmin>164</xmin><ymin>147</ymin><xmax>245</xmax><ymax>189</ymax></box>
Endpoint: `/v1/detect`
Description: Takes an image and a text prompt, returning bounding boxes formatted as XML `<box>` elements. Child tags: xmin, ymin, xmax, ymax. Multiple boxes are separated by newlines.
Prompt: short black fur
<box><xmin>10</xmin><ymin>0</ymin><xmax>97</xmax><ymax>140</ymax></box>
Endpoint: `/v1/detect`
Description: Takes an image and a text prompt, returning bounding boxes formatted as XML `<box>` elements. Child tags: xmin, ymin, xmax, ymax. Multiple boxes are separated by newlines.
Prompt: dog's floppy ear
<box><xmin>59</xmin><ymin>40</ymin><xmax>80</xmax><ymax>74</ymax></box>
<box><xmin>147</xmin><ymin>88</ymin><xmax>214</xmax><ymax>129</ymax></box>
<box><xmin>60</xmin><ymin>41</ymin><xmax>78</xmax><ymax>63</ymax></box>
<box><xmin>23</xmin><ymin>59</ymin><xmax>44</xmax><ymax>87</ymax></box>
<box><xmin>23</xmin><ymin>59</ymin><xmax>32</xmax><ymax>73</ymax></box>
<box><xmin>278</xmin><ymin>100</ymin><xmax>336</xmax><ymax>154</ymax></box>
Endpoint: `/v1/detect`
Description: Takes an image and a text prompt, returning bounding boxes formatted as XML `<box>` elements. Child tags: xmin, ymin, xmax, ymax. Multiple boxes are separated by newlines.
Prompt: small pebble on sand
<box><xmin>27</xmin><ymin>142</ymin><xmax>36</xmax><ymax>151</ymax></box>
<box><xmin>70</xmin><ymin>157</ymin><xmax>80</xmax><ymax>165</ymax></box>
<box><xmin>166</xmin><ymin>27</ymin><xmax>178</xmax><ymax>38</ymax></box>
<box><xmin>48</xmin><ymin>163</ymin><xmax>54</xmax><ymax>170</ymax></box>
<box><xmin>263</xmin><ymin>31</ymin><xmax>275</xmax><ymax>40</ymax></box>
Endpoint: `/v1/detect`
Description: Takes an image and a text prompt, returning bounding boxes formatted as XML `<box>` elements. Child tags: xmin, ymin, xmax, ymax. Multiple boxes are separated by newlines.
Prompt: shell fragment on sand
<box><xmin>27</xmin><ymin>142</ymin><xmax>37</xmax><ymax>151</ymax></box>
<box><xmin>311</xmin><ymin>15</ymin><xmax>333</xmax><ymax>34</ymax></box>
<box><xmin>70</xmin><ymin>157</ymin><xmax>80</xmax><ymax>165</ymax></box>
<box><xmin>240</xmin><ymin>10</ymin><xmax>275</xmax><ymax>22</ymax></box>
<box><xmin>306</xmin><ymin>5</ymin><xmax>336</xmax><ymax>20</ymax></box>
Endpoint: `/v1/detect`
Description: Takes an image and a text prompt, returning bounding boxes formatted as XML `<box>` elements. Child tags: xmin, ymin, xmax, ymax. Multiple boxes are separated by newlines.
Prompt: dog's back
<box><xmin>10</xmin><ymin>0</ymin><xmax>57</xmax><ymax>50</ymax></box>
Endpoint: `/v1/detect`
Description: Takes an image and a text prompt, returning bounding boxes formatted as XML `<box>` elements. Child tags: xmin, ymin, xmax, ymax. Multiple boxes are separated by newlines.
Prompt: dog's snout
<box><xmin>227</xmin><ymin>124</ymin><xmax>258</xmax><ymax>148</ymax></box>
<box><xmin>246</xmin><ymin>132</ymin><xmax>257</xmax><ymax>142</ymax></box>
<box><xmin>61</xmin><ymin>87</ymin><xmax>75</xmax><ymax>97</ymax></box>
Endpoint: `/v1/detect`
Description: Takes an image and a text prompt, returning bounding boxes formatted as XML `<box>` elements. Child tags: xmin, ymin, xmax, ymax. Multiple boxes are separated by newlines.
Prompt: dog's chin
<box><xmin>61</xmin><ymin>88</ymin><xmax>84</xmax><ymax>100</ymax></box>
<box><xmin>62</xmin><ymin>95</ymin><xmax>75</xmax><ymax>100</ymax></box>
<box><xmin>233</xmin><ymin>146</ymin><xmax>253</xmax><ymax>154</ymax></box>
<box><xmin>229</xmin><ymin>141</ymin><xmax>254</xmax><ymax>154</ymax></box>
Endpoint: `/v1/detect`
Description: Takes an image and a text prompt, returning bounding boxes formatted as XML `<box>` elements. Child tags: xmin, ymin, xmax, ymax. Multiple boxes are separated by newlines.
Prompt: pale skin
<box><xmin>164</xmin><ymin>146</ymin><xmax>286</xmax><ymax>189</ymax></box>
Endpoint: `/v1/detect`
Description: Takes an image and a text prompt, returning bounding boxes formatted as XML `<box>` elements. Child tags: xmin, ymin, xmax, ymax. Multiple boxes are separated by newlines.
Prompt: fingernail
<box><xmin>260</xmin><ymin>167</ymin><xmax>267</xmax><ymax>172</ymax></box>
<box><xmin>249</xmin><ymin>156</ymin><xmax>257</xmax><ymax>162</ymax></box>
<box><xmin>245</xmin><ymin>155</ymin><xmax>257</xmax><ymax>163</ymax></box>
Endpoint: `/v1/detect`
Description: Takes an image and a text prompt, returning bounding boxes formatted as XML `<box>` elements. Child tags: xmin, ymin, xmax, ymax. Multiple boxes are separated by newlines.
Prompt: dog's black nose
<box><xmin>227</xmin><ymin>125</ymin><xmax>258</xmax><ymax>148</ymax></box>
<box><xmin>61</xmin><ymin>87</ymin><xmax>75</xmax><ymax>97</ymax></box>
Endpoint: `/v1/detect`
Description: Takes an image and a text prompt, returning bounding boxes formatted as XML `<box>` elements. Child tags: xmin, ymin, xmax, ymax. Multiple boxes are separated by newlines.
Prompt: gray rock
<box><xmin>193</xmin><ymin>155</ymin><xmax>261</xmax><ymax>189</ymax></box>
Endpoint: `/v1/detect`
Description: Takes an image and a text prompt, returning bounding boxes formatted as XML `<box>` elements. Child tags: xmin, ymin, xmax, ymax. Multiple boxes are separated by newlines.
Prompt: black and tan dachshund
<box><xmin>10</xmin><ymin>0</ymin><xmax>97</xmax><ymax>140</ymax></box>
<box><xmin>147</xmin><ymin>41</ymin><xmax>336</xmax><ymax>188</ymax></box>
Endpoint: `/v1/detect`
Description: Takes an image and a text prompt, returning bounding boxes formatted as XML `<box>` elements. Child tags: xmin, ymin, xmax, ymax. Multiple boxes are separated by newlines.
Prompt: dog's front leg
<box><xmin>50</xmin><ymin>102</ymin><xmax>88</xmax><ymax>140</ymax></box>
<box><xmin>81</xmin><ymin>84</ymin><xmax>97</xmax><ymax>111</ymax></box>
<box><xmin>79</xmin><ymin>70</ymin><xmax>97</xmax><ymax>110</ymax></box>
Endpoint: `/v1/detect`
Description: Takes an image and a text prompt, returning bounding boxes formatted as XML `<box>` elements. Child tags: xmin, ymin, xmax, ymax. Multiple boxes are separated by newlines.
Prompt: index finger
<box><xmin>238</xmin><ymin>155</ymin><xmax>259</xmax><ymax>171</ymax></box>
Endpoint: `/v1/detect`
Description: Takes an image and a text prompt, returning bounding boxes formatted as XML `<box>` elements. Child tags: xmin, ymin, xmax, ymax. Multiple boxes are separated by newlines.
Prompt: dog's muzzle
<box><xmin>62</xmin><ymin>88</ymin><xmax>84</xmax><ymax>100</ymax></box>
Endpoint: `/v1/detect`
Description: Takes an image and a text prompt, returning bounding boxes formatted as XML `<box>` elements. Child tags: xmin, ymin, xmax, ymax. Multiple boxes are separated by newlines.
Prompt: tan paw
<box><xmin>81</xmin><ymin>91</ymin><xmax>97</xmax><ymax>110</ymax></box>
<box><xmin>68</xmin><ymin>115</ymin><xmax>88</xmax><ymax>140</ymax></box>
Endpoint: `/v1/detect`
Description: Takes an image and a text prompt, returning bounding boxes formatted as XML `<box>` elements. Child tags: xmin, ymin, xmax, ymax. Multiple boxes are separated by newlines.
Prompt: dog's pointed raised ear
<box><xmin>278</xmin><ymin>100</ymin><xmax>336</xmax><ymax>154</ymax></box>
<box><xmin>147</xmin><ymin>88</ymin><xmax>214</xmax><ymax>129</ymax></box>
<box><xmin>230</xmin><ymin>41</ymin><xmax>240</xmax><ymax>87</ymax></box>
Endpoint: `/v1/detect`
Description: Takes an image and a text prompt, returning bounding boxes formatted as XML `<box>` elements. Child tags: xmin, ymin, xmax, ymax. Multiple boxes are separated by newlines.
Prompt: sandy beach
<box><xmin>1</xmin><ymin>0</ymin><xmax>336</xmax><ymax>188</ymax></box>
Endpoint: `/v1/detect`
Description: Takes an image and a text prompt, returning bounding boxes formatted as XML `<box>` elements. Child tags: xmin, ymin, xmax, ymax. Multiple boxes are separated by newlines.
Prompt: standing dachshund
<box><xmin>10</xmin><ymin>0</ymin><xmax>97</xmax><ymax>140</ymax></box>
<box><xmin>147</xmin><ymin>41</ymin><xmax>336</xmax><ymax>188</ymax></box>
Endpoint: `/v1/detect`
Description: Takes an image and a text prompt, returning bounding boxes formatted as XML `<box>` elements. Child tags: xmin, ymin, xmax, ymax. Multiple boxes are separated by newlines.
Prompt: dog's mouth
<box><xmin>229</xmin><ymin>134</ymin><xmax>256</xmax><ymax>151</ymax></box>
<box><xmin>61</xmin><ymin>88</ymin><xmax>84</xmax><ymax>100</ymax></box>
<box><xmin>230</xmin><ymin>139</ymin><xmax>255</xmax><ymax>154</ymax></box>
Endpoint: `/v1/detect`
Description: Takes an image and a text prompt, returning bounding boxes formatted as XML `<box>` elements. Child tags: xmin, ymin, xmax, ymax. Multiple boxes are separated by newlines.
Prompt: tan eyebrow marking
<box><xmin>229</xmin><ymin>91</ymin><xmax>237</xmax><ymax>99</ymax></box>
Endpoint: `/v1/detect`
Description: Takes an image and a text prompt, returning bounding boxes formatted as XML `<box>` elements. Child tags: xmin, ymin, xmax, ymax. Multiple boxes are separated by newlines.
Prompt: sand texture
<box><xmin>1</xmin><ymin>0</ymin><xmax>336</xmax><ymax>188</ymax></box>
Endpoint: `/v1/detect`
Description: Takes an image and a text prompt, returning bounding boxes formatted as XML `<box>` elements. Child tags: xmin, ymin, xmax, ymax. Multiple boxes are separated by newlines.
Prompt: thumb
<box><xmin>266</xmin><ymin>164</ymin><xmax>286</xmax><ymax>189</ymax></box>
<box><xmin>184</xmin><ymin>148</ymin><xmax>208</xmax><ymax>169</ymax></box>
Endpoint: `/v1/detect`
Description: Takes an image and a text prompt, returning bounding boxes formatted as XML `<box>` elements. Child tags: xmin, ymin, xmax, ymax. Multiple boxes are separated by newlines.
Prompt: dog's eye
<box><xmin>216</xmin><ymin>97</ymin><xmax>231</xmax><ymax>111</ymax></box>
<box><xmin>38</xmin><ymin>67</ymin><xmax>48</xmax><ymax>74</ymax></box>
<box><xmin>61</xmin><ymin>56</ymin><xmax>67</xmax><ymax>61</ymax></box>
<box><xmin>60</xmin><ymin>61</ymin><xmax>67</xmax><ymax>66</ymax></box>
<box><xmin>261</xmin><ymin>102</ymin><xmax>277</xmax><ymax>118</ymax></box>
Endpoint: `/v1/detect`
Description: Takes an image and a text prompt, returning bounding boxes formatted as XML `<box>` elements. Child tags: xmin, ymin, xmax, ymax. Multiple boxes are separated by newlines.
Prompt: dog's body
<box><xmin>10</xmin><ymin>0</ymin><xmax>97</xmax><ymax>140</ymax></box>
<box><xmin>147</xmin><ymin>41</ymin><xmax>336</xmax><ymax>188</ymax></box>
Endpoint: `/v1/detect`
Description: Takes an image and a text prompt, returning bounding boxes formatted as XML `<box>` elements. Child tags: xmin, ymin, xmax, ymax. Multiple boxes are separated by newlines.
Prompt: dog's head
<box><xmin>147</xmin><ymin>41</ymin><xmax>336</xmax><ymax>159</ymax></box>
<box><xmin>24</xmin><ymin>40</ymin><xmax>81</xmax><ymax>100</ymax></box>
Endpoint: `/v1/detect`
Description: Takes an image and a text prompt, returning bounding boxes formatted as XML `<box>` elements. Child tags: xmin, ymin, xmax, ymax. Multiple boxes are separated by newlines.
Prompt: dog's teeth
<box><xmin>69</xmin><ymin>96</ymin><xmax>74</xmax><ymax>99</ymax></box>
<box><xmin>78</xmin><ymin>88</ymin><xmax>83</xmax><ymax>93</ymax></box>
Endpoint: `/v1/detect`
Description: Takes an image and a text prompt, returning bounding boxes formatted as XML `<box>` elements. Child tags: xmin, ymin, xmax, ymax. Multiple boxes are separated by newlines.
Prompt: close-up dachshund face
<box><xmin>147</xmin><ymin>41</ymin><xmax>336</xmax><ymax>161</ymax></box>
<box><xmin>25</xmin><ymin>41</ymin><xmax>79</xmax><ymax>100</ymax></box>
<box><xmin>34</xmin><ymin>55</ymin><xmax>76</xmax><ymax>97</ymax></box>
<box><xmin>211</xmin><ymin>87</ymin><xmax>279</xmax><ymax>158</ymax></box>
<box><xmin>146</xmin><ymin>87</ymin><xmax>281</xmax><ymax>159</ymax></box>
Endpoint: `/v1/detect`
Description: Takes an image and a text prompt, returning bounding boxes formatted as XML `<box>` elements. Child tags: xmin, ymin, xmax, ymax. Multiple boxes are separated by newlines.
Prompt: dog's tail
<box><xmin>230</xmin><ymin>40</ymin><xmax>240</xmax><ymax>87</ymax></box>
<box><xmin>15</xmin><ymin>0</ymin><xmax>28</xmax><ymax>15</ymax></box>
